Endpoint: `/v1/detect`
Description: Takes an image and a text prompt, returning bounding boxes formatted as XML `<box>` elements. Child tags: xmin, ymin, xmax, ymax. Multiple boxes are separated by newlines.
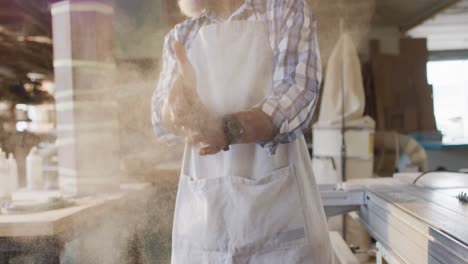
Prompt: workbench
<box><xmin>0</xmin><ymin>183</ymin><xmax>150</xmax><ymax>264</ymax></box>
<box><xmin>321</xmin><ymin>173</ymin><xmax>468</xmax><ymax>264</ymax></box>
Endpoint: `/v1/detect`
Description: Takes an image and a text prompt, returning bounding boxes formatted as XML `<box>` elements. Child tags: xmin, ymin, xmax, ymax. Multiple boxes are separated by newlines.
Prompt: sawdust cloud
<box><xmin>59</xmin><ymin>3</ymin><xmax>184</xmax><ymax>263</ymax></box>
<box><xmin>6</xmin><ymin>1</ymin><xmax>377</xmax><ymax>263</ymax></box>
<box><xmin>310</xmin><ymin>0</ymin><xmax>376</xmax><ymax>62</ymax></box>
<box><xmin>62</xmin><ymin>1</ymin><xmax>377</xmax><ymax>263</ymax></box>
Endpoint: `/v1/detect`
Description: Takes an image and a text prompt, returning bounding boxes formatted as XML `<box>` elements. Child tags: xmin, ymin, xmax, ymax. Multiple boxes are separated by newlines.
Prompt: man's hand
<box><xmin>161</xmin><ymin>42</ymin><xmax>278</xmax><ymax>156</ymax></box>
<box><xmin>196</xmin><ymin>109</ymin><xmax>277</xmax><ymax>156</ymax></box>
<box><xmin>172</xmin><ymin>41</ymin><xmax>199</xmax><ymax>105</ymax></box>
<box><xmin>162</xmin><ymin>41</ymin><xmax>227</xmax><ymax>154</ymax></box>
<box><xmin>161</xmin><ymin>41</ymin><xmax>204</xmax><ymax>134</ymax></box>
<box><xmin>189</xmin><ymin>120</ymin><xmax>228</xmax><ymax>156</ymax></box>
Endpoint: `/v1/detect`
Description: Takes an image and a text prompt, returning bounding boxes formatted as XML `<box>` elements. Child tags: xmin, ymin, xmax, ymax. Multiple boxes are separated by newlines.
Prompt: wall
<box><xmin>113</xmin><ymin>0</ymin><xmax>169</xmax><ymax>59</ymax></box>
<box><xmin>308</xmin><ymin>0</ymin><xmax>376</xmax><ymax>63</ymax></box>
<box><xmin>113</xmin><ymin>0</ymin><xmax>378</xmax><ymax>62</ymax></box>
<box><xmin>367</xmin><ymin>26</ymin><xmax>402</xmax><ymax>55</ymax></box>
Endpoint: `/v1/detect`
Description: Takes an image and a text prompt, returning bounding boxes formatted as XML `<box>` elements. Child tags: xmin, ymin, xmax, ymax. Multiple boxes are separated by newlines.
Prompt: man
<box><xmin>152</xmin><ymin>0</ymin><xmax>334</xmax><ymax>262</ymax></box>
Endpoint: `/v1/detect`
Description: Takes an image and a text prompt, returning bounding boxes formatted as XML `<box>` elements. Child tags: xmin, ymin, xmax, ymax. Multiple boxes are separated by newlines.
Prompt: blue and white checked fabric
<box><xmin>152</xmin><ymin>0</ymin><xmax>322</xmax><ymax>155</ymax></box>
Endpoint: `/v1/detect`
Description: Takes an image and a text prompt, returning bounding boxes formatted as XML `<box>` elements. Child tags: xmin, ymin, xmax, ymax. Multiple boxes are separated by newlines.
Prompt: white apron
<box><xmin>172</xmin><ymin>20</ymin><xmax>334</xmax><ymax>264</ymax></box>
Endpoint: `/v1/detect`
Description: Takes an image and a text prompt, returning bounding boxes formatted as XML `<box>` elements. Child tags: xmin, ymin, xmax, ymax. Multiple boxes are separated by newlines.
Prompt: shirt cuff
<box><xmin>256</xmin><ymin>99</ymin><xmax>290</xmax><ymax>155</ymax></box>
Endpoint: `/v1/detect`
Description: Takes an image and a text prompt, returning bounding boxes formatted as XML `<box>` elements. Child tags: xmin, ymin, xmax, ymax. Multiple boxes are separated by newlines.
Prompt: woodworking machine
<box><xmin>321</xmin><ymin>172</ymin><xmax>468</xmax><ymax>264</ymax></box>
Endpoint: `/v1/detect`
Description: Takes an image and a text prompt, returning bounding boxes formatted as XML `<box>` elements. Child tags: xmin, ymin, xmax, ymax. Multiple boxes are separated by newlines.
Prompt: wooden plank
<box><xmin>356</xmin><ymin>193</ymin><xmax>466</xmax><ymax>263</ymax></box>
<box><xmin>0</xmin><ymin>194</ymin><xmax>121</xmax><ymax>237</ymax></box>
<box><xmin>330</xmin><ymin>232</ymin><xmax>360</xmax><ymax>264</ymax></box>
<box><xmin>0</xmin><ymin>183</ymin><xmax>149</xmax><ymax>237</ymax></box>
<box><xmin>345</xmin><ymin>179</ymin><xmax>468</xmax><ymax>262</ymax></box>
<box><xmin>358</xmin><ymin>197</ymin><xmax>430</xmax><ymax>264</ymax></box>
<box><xmin>430</xmin><ymin>230</ymin><xmax>468</xmax><ymax>264</ymax></box>
<box><xmin>366</xmin><ymin>183</ymin><xmax>468</xmax><ymax>219</ymax></box>
<box><xmin>404</xmin><ymin>185</ymin><xmax>468</xmax><ymax>218</ymax></box>
<box><xmin>369</xmin><ymin>38</ymin><xmax>437</xmax><ymax>133</ymax></box>
<box><xmin>364</xmin><ymin>192</ymin><xmax>468</xmax><ymax>263</ymax></box>
<box><xmin>373</xmin><ymin>189</ymin><xmax>468</xmax><ymax>245</ymax></box>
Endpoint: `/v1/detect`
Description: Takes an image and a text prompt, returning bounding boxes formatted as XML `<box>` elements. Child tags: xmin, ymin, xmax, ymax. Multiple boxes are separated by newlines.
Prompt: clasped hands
<box><xmin>161</xmin><ymin>41</ymin><xmax>227</xmax><ymax>156</ymax></box>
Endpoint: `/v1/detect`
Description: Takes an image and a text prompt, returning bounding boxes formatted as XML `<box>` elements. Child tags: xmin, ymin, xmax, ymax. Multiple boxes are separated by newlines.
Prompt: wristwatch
<box><xmin>222</xmin><ymin>115</ymin><xmax>245</xmax><ymax>151</ymax></box>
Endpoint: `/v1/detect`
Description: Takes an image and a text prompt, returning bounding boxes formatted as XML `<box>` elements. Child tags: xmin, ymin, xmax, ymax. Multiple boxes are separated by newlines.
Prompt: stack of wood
<box><xmin>368</xmin><ymin>38</ymin><xmax>437</xmax><ymax>134</ymax></box>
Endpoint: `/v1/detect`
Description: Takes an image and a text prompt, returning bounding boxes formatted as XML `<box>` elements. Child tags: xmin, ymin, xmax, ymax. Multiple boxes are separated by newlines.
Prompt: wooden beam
<box><xmin>429</xmin><ymin>49</ymin><xmax>468</xmax><ymax>61</ymax></box>
<box><xmin>401</xmin><ymin>0</ymin><xmax>462</xmax><ymax>32</ymax></box>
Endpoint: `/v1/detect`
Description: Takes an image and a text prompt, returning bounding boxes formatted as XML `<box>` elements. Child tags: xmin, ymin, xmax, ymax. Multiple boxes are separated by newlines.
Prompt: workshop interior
<box><xmin>0</xmin><ymin>0</ymin><xmax>467</xmax><ymax>263</ymax></box>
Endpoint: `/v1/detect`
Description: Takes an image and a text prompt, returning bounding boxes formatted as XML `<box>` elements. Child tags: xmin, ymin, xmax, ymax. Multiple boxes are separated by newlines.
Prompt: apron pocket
<box><xmin>173</xmin><ymin>165</ymin><xmax>309</xmax><ymax>254</ymax></box>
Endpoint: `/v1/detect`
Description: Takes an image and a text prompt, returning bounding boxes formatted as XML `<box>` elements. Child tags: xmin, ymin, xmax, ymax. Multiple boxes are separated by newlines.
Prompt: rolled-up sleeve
<box><xmin>151</xmin><ymin>31</ymin><xmax>179</xmax><ymax>142</ymax></box>
<box><xmin>259</xmin><ymin>0</ymin><xmax>322</xmax><ymax>155</ymax></box>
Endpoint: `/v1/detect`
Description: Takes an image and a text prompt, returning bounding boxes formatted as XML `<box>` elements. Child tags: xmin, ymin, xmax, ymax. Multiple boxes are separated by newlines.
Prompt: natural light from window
<box><xmin>427</xmin><ymin>60</ymin><xmax>468</xmax><ymax>144</ymax></box>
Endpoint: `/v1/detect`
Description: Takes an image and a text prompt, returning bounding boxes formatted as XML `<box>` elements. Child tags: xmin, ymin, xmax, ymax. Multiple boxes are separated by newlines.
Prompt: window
<box><xmin>427</xmin><ymin>60</ymin><xmax>468</xmax><ymax>143</ymax></box>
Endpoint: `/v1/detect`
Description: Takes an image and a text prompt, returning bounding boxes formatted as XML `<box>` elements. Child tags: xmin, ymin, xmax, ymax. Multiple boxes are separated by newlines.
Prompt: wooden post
<box><xmin>51</xmin><ymin>0</ymin><xmax>120</xmax><ymax>195</ymax></box>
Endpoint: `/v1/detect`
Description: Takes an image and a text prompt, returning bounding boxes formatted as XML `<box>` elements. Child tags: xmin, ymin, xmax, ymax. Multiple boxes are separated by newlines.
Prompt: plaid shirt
<box><xmin>152</xmin><ymin>0</ymin><xmax>321</xmax><ymax>155</ymax></box>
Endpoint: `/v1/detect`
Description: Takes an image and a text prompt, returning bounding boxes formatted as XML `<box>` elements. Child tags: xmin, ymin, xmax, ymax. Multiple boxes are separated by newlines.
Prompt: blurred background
<box><xmin>0</xmin><ymin>0</ymin><xmax>467</xmax><ymax>263</ymax></box>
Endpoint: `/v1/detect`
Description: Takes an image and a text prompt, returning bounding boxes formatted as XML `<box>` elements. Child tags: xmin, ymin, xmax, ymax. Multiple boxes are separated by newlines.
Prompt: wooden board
<box><xmin>369</xmin><ymin>38</ymin><xmax>437</xmax><ymax>133</ymax></box>
<box><xmin>0</xmin><ymin>183</ymin><xmax>150</xmax><ymax>238</ymax></box>
<box><xmin>330</xmin><ymin>232</ymin><xmax>360</xmax><ymax>264</ymax></box>
<box><xmin>355</xmin><ymin>191</ymin><xmax>467</xmax><ymax>263</ymax></box>
<box><xmin>366</xmin><ymin>184</ymin><xmax>468</xmax><ymax>245</ymax></box>
<box><xmin>349</xmin><ymin>179</ymin><xmax>468</xmax><ymax>263</ymax></box>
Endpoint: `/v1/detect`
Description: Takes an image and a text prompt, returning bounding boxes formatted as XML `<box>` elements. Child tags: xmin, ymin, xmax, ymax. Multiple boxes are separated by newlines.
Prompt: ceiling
<box><xmin>373</xmin><ymin>0</ymin><xmax>457</xmax><ymax>29</ymax></box>
<box><xmin>0</xmin><ymin>0</ymin><xmax>466</xmax><ymax>88</ymax></box>
<box><xmin>408</xmin><ymin>0</ymin><xmax>468</xmax><ymax>51</ymax></box>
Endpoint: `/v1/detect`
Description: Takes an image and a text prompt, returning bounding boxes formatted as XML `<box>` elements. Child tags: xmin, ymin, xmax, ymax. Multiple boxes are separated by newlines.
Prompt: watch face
<box><xmin>224</xmin><ymin>116</ymin><xmax>244</xmax><ymax>144</ymax></box>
